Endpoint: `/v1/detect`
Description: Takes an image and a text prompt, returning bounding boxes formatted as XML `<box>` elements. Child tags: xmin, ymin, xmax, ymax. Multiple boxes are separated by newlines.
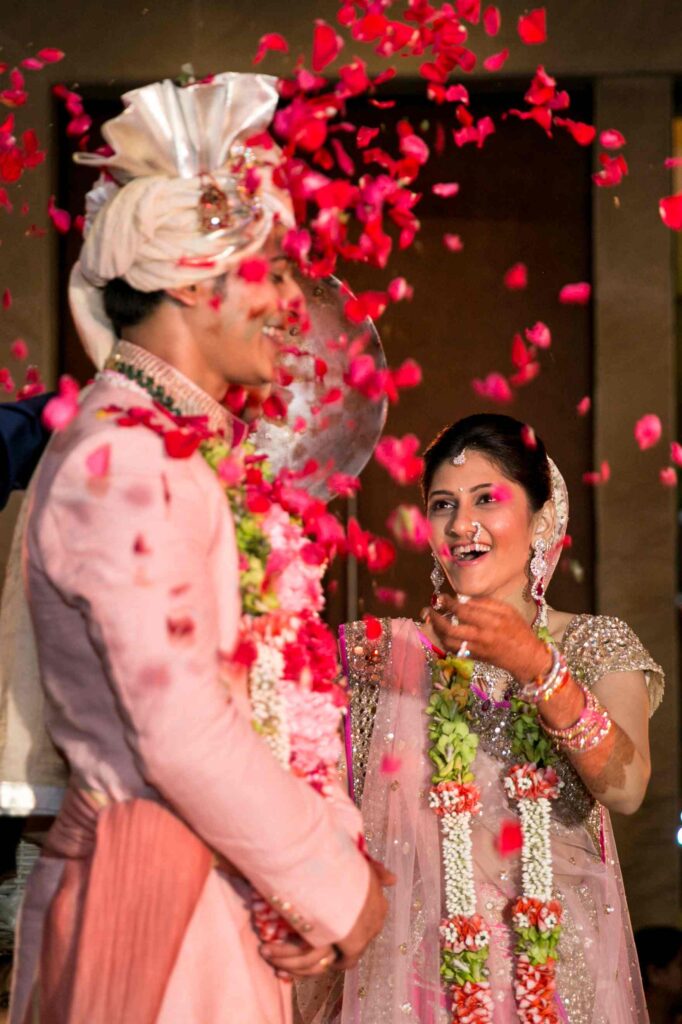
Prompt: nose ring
<box><xmin>471</xmin><ymin>521</ymin><xmax>482</xmax><ymax>543</ymax></box>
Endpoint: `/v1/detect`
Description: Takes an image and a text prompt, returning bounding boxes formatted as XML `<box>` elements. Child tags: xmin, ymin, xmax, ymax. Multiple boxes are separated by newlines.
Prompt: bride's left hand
<box><xmin>429</xmin><ymin>594</ymin><xmax>551</xmax><ymax>683</ymax></box>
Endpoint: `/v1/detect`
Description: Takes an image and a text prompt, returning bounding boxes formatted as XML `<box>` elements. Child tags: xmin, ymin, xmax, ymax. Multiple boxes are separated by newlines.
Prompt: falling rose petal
<box><xmin>592</xmin><ymin>153</ymin><xmax>628</xmax><ymax>188</ymax></box>
<box><xmin>659</xmin><ymin>195</ymin><xmax>682</xmax><ymax>231</ymax></box>
<box><xmin>237</xmin><ymin>257</ymin><xmax>268</xmax><ymax>283</ymax></box>
<box><xmin>66</xmin><ymin>113</ymin><xmax>92</xmax><ymax>137</ymax></box>
<box><xmin>472</xmin><ymin>372</ymin><xmax>512</xmax><ymax>403</ymax></box>
<box><xmin>85</xmin><ymin>443</ymin><xmax>111</xmax><ymax>479</ymax></box>
<box><xmin>357</xmin><ymin>126</ymin><xmax>380</xmax><ymax>148</ymax></box>
<box><xmin>509</xmin><ymin>361</ymin><xmax>540</xmax><ymax>387</ymax></box>
<box><xmin>601</xmin><ymin>460</ymin><xmax>611</xmax><ymax>482</ymax></box>
<box><xmin>363</xmin><ymin>614</ymin><xmax>382</xmax><ymax>640</ymax></box>
<box><xmin>252</xmin><ymin>32</ymin><xmax>289</xmax><ymax>65</ymax></box>
<box><xmin>344</xmin><ymin>290</ymin><xmax>388</xmax><ymax>323</ymax></box>
<box><xmin>399</xmin><ymin>133</ymin><xmax>430</xmax><ymax>165</ymax></box>
<box><xmin>48</xmin><ymin>194</ymin><xmax>71</xmax><ymax>233</ymax></box>
<box><xmin>660</xmin><ymin>467</ymin><xmax>677</xmax><ymax>487</ymax></box>
<box><xmin>2</xmin><ymin>288</ymin><xmax>11</xmax><ymax>310</ymax></box>
<box><xmin>554</xmin><ymin>118</ymin><xmax>596</xmax><ymax>146</ymax></box>
<box><xmin>483</xmin><ymin>5</ymin><xmax>501</xmax><ymax>35</ymax></box>
<box><xmin>559</xmin><ymin>282</ymin><xmax>591</xmax><ymax>304</ymax></box>
<box><xmin>664</xmin><ymin>158</ymin><xmax>682</xmax><ymax>169</ymax></box>
<box><xmin>511</xmin><ymin>333</ymin><xmax>531</xmax><ymax>369</ymax></box>
<box><xmin>670</xmin><ymin>442</ymin><xmax>682</xmax><ymax>466</ymax></box>
<box><xmin>521</xmin><ymin>424</ymin><xmax>537</xmax><ymax>449</ymax></box>
<box><xmin>375</xmin><ymin>586</ymin><xmax>406</xmax><ymax>609</ymax></box>
<box><xmin>391</xmin><ymin>359</ymin><xmax>422</xmax><ymax>390</ymax></box>
<box><xmin>503</xmin><ymin>262</ymin><xmax>528</xmax><ymax>290</ymax></box>
<box><xmin>37</xmin><ymin>48</ymin><xmax>65</xmax><ymax>64</ymax></box>
<box><xmin>328</xmin><ymin>472</ymin><xmax>361</xmax><ymax>498</ymax></box>
<box><xmin>634</xmin><ymin>413</ymin><xmax>662</xmax><ymax>451</ymax></box>
<box><xmin>525</xmin><ymin>321</ymin><xmax>551</xmax><ymax>349</ymax></box>
<box><xmin>576</xmin><ymin>396</ymin><xmax>591</xmax><ymax>416</ymax></box>
<box><xmin>282</xmin><ymin>227</ymin><xmax>311</xmax><ymax>264</ymax></box>
<box><xmin>374</xmin><ymin>434</ymin><xmax>424</xmax><ymax>485</ymax></box>
<box><xmin>483</xmin><ymin>49</ymin><xmax>509</xmax><ymax>72</ymax></box>
<box><xmin>380</xmin><ymin>754</ymin><xmax>402</xmax><ymax>775</ymax></box>
<box><xmin>497</xmin><ymin>819</ymin><xmax>523</xmax><ymax>856</ymax></box>
<box><xmin>21</xmin><ymin>58</ymin><xmax>44</xmax><ymax>71</ymax></box>
<box><xmin>42</xmin><ymin>375</ymin><xmax>79</xmax><ymax>431</ymax></box>
<box><xmin>387</xmin><ymin>504</ymin><xmax>431</xmax><ymax>550</ymax></box>
<box><xmin>432</xmin><ymin>182</ymin><xmax>460</xmax><ymax>198</ymax></box>
<box><xmin>0</xmin><ymin>369</ymin><xmax>15</xmax><ymax>393</ymax></box>
<box><xmin>443</xmin><ymin>233</ymin><xmax>463</xmax><ymax>252</ymax></box>
<box><xmin>518</xmin><ymin>8</ymin><xmax>547</xmax><ymax>45</ymax></box>
<box><xmin>312</xmin><ymin>19</ymin><xmax>344</xmax><ymax>72</ymax></box>
<box><xmin>387</xmin><ymin>277</ymin><xmax>413</xmax><ymax>302</ymax></box>
<box><xmin>599</xmin><ymin>129</ymin><xmax>626</xmax><ymax>150</ymax></box>
<box><xmin>10</xmin><ymin>338</ymin><xmax>28</xmax><ymax>359</ymax></box>
<box><xmin>366</xmin><ymin>536</ymin><xmax>396</xmax><ymax>573</ymax></box>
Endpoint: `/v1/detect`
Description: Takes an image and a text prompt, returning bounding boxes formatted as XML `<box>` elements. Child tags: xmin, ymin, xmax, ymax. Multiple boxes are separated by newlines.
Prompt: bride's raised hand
<box><xmin>430</xmin><ymin>594</ymin><xmax>552</xmax><ymax>683</ymax></box>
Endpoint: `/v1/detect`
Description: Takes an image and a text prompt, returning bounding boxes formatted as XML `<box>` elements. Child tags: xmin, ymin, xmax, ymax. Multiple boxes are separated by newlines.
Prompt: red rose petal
<box><xmin>483</xmin><ymin>5</ymin><xmax>501</xmax><ymax>35</ymax></box>
<box><xmin>559</xmin><ymin>282</ymin><xmax>591</xmax><ymax>304</ymax></box>
<box><xmin>659</xmin><ymin>195</ymin><xmax>682</xmax><ymax>231</ymax></box>
<box><xmin>660</xmin><ymin>467</ymin><xmax>676</xmax><ymax>487</ymax></box>
<box><xmin>497</xmin><ymin>819</ymin><xmax>523</xmax><ymax>856</ymax></box>
<box><xmin>634</xmin><ymin>413</ymin><xmax>662</xmax><ymax>451</ymax></box>
<box><xmin>503</xmin><ymin>262</ymin><xmax>528</xmax><ymax>290</ymax></box>
<box><xmin>252</xmin><ymin>32</ymin><xmax>289</xmax><ymax>65</ymax></box>
<box><xmin>237</xmin><ymin>257</ymin><xmax>268</xmax><ymax>283</ymax></box>
<box><xmin>312</xmin><ymin>19</ymin><xmax>343</xmax><ymax>72</ymax></box>
<box><xmin>483</xmin><ymin>48</ymin><xmax>509</xmax><ymax>72</ymax></box>
<box><xmin>518</xmin><ymin>8</ymin><xmax>547</xmax><ymax>45</ymax></box>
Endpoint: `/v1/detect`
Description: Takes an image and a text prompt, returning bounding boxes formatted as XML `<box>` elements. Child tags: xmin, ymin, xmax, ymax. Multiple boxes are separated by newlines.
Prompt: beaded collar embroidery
<box><xmin>101</xmin><ymin>340</ymin><xmax>237</xmax><ymax>438</ymax></box>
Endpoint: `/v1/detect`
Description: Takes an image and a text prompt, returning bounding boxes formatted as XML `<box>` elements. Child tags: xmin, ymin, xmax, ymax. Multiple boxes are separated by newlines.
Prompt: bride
<box><xmin>328</xmin><ymin>413</ymin><xmax>661</xmax><ymax>1023</ymax></box>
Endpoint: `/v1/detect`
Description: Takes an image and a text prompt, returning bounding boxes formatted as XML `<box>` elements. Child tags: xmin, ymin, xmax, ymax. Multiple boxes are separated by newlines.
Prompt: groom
<box><xmin>11</xmin><ymin>73</ymin><xmax>389</xmax><ymax>1023</ymax></box>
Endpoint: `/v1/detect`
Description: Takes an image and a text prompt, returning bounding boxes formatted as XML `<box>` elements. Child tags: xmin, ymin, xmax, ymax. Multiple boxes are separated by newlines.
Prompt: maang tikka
<box><xmin>451</xmin><ymin>448</ymin><xmax>467</xmax><ymax>466</ymax></box>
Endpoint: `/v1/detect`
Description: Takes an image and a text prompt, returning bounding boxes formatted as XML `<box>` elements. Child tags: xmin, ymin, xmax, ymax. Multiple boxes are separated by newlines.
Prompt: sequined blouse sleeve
<box><xmin>561</xmin><ymin>614</ymin><xmax>664</xmax><ymax>716</ymax></box>
<box><xmin>339</xmin><ymin>618</ymin><xmax>392</xmax><ymax>806</ymax></box>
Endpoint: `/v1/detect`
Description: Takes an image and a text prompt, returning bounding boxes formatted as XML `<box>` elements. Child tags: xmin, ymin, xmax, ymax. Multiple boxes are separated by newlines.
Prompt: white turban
<box><xmin>68</xmin><ymin>72</ymin><xmax>295</xmax><ymax>370</ymax></box>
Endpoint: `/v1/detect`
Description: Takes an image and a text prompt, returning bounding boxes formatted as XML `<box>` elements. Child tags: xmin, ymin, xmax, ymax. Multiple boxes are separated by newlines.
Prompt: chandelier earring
<box><xmin>529</xmin><ymin>536</ymin><xmax>549</xmax><ymax>629</ymax></box>
<box><xmin>430</xmin><ymin>552</ymin><xmax>445</xmax><ymax>598</ymax></box>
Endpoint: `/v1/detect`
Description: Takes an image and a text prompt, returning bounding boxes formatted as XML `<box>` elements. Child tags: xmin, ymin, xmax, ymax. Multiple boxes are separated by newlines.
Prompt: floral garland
<box><xmin>105</xmin><ymin>403</ymin><xmax>350</xmax><ymax>944</ymax></box>
<box><xmin>428</xmin><ymin>627</ymin><xmax>564</xmax><ymax>1023</ymax></box>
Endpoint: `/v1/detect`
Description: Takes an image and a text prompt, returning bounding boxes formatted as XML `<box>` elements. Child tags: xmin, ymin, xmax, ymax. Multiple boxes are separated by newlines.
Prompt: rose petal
<box><xmin>483</xmin><ymin>5</ymin><xmax>501</xmax><ymax>36</ymax></box>
<box><xmin>443</xmin><ymin>233</ymin><xmax>463</xmax><ymax>251</ymax></box>
<box><xmin>576</xmin><ymin>396</ymin><xmax>591</xmax><ymax>416</ymax></box>
<box><xmin>559</xmin><ymin>282</ymin><xmax>591</xmax><ymax>304</ymax></box>
<box><xmin>432</xmin><ymin>182</ymin><xmax>460</xmax><ymax>198</ymax></box>
<box><xmin>374</xmin><ymin>586</ymin><xmax>406</xmax><ymax>609</ymax></box>
<box><xmin>312</xmin><ymin>19</ymin><xmax>343</xmax><ymax>72</ymax></box>
<box><xmin>660</xmin><ymin>467</ymin><xmax>676</xmax><ymax>487</ymax></box>
<box><xmin>599</xmin><ymin>129</ymin><xmax>626</xmax><ymax>150</ymax></box>
<box><xmin>483</xmin><ymin>48</ymin><xmax>509</xmax><ymax>72</ymax></box>
<box><xmin>503</xmin><ymin>262</ymin><xmax>528</xmax><ymax>290</ymax></box>
<box><xmin>363</xmin><ymin>614</ymin><xmax>382</xmax><ymax>640</ymax></box>
<box><xmin>670</xmin><ymin>441</ymin><xmax>682</xmax><ymax>466</ymax></box>
<box><xmin>237</xmin><ymin>257</ymin><xmax>268</xmax><ymax>283</ymax></box>
<box><xmin>524</xmin><ymin>321</ymin><xmax>551</xmax><ymax>348</ymax></box>
<box><xmin>497</xmin><ymin>819</ymin><xmax>523</xmax><ymax>856</ymax></box>
<box><xmin>10</xmin><ymin>338</ymin><xmax>28</xmax><ymax>359</ymax></box>
<box><xmin>380</xmin><ymin>754</ymin><xmax>402</xmax><ymax>775</ymax></box>
<box><xmin>48</xmin><ymin>194</ymin><xmax>71</xmax><ymax>233</ymax></box>
<box><xmin>518</xmin><ymin>8</ymin><xmax>547</xmax><ymax>45</ymax></box>
<box><xmin>659</xmin><ymin>195</ymin><xmax>682</xmax><ymax>231</ymax></box>
<box><xmin>37</xmin><ymin>48</ymin><xmax>65</xmax><ymax>64</ymax></box>
<box><xmin>634</xmin><ymin>413</ymin><xmax>662</xmax><ymax>451</ymax></box>
<box><xmin>252</xmin><ymin>32</ymin><xmax>289</xmax><ymax>65</ymax></box>
<box><xmin>472</xmin><ymin>372</ymin><xmax>512</xmax><ymax>403</ymax></box>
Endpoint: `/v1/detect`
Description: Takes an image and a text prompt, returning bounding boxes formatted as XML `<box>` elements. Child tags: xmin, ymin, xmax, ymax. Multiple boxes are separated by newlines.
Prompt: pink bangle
<box><xmin>519</xmin><ymin>644</ymin><xmax>570</xmax><ymax>704</ymax></box>
<box><xmin>541</xmin><ymin>683</ymin><xmax>613</xmax><ymax>753</ymax></box>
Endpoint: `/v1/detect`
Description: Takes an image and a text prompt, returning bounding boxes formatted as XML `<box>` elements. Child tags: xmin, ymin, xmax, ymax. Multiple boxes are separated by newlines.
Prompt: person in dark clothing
<box><xmin>0</xmin><ymin>393</ymin><xmax>53</xmax><ymax>510</ymax></box>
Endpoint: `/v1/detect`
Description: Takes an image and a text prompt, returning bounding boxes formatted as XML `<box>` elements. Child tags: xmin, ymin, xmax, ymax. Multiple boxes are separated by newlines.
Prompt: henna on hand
<box><xmin>573</xmin><ymin>724</ymin><xmax>635</xmax><ymax>796</ymax></box>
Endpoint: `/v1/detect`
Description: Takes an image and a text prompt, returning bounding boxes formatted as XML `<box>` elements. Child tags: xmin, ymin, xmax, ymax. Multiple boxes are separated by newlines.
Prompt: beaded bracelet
<box><xmin>519</xmin><ymin>644</ymin><xmax>570</xmax><ymax>705</ymax></box>
<box><xmin>541</xmin><ymin>683</ymin><xmax>613</xmax><ymax>753</ymax></box>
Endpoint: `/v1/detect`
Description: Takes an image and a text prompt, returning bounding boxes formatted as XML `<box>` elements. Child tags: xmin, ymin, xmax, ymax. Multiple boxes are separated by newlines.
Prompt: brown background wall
<box><xmin>0</xmin><ymin>0</ymin><xmax>680</xmax><ymax>926</ymax></box>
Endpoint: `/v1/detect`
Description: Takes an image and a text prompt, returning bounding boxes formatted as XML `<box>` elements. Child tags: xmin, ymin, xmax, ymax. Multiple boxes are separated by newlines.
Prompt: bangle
<box><xmin>519</xmin><ymin>644</ymin><xmax>570</xmax><ymax>704</ymax></box>
<box><xmin>541</xmin><ymin>683</ymin><xmax>613</xmax><ymax>753</ymax></box>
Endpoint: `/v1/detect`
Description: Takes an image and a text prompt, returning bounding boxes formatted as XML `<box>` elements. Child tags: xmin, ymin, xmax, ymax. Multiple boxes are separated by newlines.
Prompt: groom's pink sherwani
<box><xmin>11</xmin><ymin>379</ymin><xmax>369</xmax><ymax>1024</ymax></box>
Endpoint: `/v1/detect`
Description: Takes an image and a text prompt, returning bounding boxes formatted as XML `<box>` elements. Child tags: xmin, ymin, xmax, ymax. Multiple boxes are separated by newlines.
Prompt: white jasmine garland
<box><xmin>440</xmin><ymin>811</ymin><xmax>476</xmax><ymax>917</ymax></box>
<box><xmin>518</xmin><ymin>798</ymin><xmax>553</xmax><ymax>902</ymax></box>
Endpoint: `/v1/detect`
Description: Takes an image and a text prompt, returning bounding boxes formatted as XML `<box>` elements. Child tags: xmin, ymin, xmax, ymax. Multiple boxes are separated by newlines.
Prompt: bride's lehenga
<box><xmin>321</xmin><ymin>613</ymin><xmax>662</xmax><ymax>1024</ymax></box>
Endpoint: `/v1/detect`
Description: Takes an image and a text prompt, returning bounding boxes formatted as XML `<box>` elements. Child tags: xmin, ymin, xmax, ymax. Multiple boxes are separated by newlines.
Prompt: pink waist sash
<box><xmin>37</xmin><ymin>787</ymin><xmax>213</xmax><ymax>1024</ymax></box>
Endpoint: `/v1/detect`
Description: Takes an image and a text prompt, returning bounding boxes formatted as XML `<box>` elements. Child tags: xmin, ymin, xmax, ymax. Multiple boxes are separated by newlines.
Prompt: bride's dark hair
<box><xmin>422</xmin><ymin>414</ymin><xmax>551</xmax><ymax>512</ymax></box>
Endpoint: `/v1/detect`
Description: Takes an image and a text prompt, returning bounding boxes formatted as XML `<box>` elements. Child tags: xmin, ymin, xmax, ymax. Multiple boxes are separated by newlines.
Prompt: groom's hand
<box><xmin>334</xmin><ymin>858</ymin><xmax>395</xmax><ymax>969</ymax></box>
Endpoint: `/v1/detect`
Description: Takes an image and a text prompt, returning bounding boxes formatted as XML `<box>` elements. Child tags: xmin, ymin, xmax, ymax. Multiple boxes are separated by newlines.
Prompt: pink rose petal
<box><xmin>237</xmin><ymin>257</ymin><xmax>268</xmax><ymax>283</ymax></box>
<box><xmin>380</xmin><ymin>754</ymin><xmax>402</xmax><ymax>775</ymax></box>
<box><xmin>387</xmin><ymin>277</ymin><xmax>413</xmax><ymax>302</ymax></box>
<box><xmin>48</xmin><ymin>194</ymin><xmax>71</xmax><ymax>233</ymax></box>
<box><xmin>472</xmin><ymin>372</ymin><xmax>512</xmax><ymax>403</ymax></box>
<box><xmin>443</xmin><ymin>233</ymin><xmax>463</xmax><ymax>251</ymax></box>
<box><xmin>483</xmin><ymin>49</ymin><xmax>509</xmax><ymax>72</ymax></box>
<box><xmin>483</xmin><ymin>5</ymin><xmax>501</xmax><ymax>36</ymax></box>
<box><xmin>503</xmin><ymin>262</ymin><xmax>528</xmax><ymax>290</ymax></box>
<box><xmin>634</xmin><ymin>413</ymin><xmax>662</xmax><ymax>451</ymax></box>
<box><xmin>599</xmin><ymin>129</ymin><xmax>626</xmax><ymax>150</ymax></box>
<box><xmin>37</xmin><ymin>48</ymin><xmax>65</xmax><ymax>64</ymax></box>
<box><xmin>559</xmin><ymin>282</ymin><xmax>591</xmax><ymax>304</ymax></box>
<box><xmin>374</xmin><ymin>586</ymin><xmax>406</xmax><ymax>609</ymax></box>
<box><xmin>432</xmin><ymin>182</ymin><xmax>460</xmax><ymax>198</ymax></box>
<box><xmin>524</xmin><ymin>321</ymin><xmax>551</xmax><ymax>349</ymax></box>
<box><xmin>576</xmin><ymin>396</ymin><xmax>591</xmax><ymax>416</ymax></box>
<box><xmin>670</xmin><ymin>442</ymin><xmax>682</xmax><ymax>466</ymax></box>
<box><xmin>660</xmin><ymin>467</ymin><xmax>676</xmax><ymax>487</ymax></box>
<box><xmin>10</xmin><ymin>338</ymin><xmax>28</xmax><ymax>360</ymax></box>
